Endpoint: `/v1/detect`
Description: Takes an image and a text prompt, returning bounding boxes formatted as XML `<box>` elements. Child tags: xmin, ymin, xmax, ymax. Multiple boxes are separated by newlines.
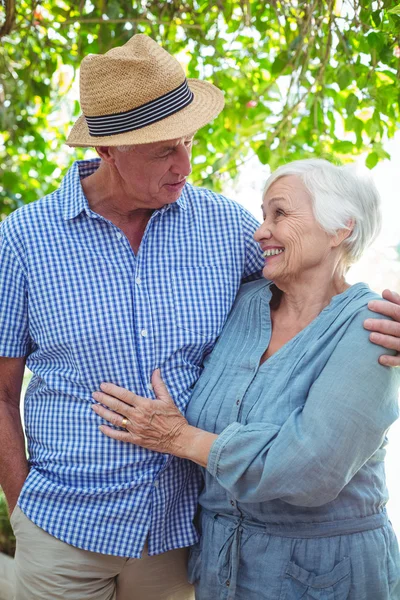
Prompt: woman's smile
<box><xmin>262</xmin><ymin>247</ymin><xmax>285</xmax><ymax>259</ymax></box>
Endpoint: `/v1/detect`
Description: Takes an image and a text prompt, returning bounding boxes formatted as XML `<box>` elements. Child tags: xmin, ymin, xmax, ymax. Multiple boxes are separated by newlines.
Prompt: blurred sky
<box><xmin>223</xmin><ymin>135</ymin><xmax>400</xmax><ymax>537</ymax></box>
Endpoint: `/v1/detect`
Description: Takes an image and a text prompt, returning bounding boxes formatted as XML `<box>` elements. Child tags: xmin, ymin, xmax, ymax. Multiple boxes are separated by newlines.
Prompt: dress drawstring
<box><xmin>216</xmin><ymin>516</ymin><xmax>243</xmax><ymax>599</ymax></box>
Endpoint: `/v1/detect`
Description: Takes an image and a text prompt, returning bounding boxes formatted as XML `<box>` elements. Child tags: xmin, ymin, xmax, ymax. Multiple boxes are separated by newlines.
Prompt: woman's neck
<box><xmin>272</xmin><ymin>268</ymin><xmax>350</xmax><ymax>327</ymax></box>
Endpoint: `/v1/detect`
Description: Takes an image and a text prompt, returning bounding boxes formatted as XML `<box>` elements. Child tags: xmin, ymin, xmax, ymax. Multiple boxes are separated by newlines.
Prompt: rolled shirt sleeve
<box><xmin>207</xmin><ymin>311</ymin><xmax>400</xmax><ymax>507</ymax></box>
<box><xmin>0</xmin><ymin>229</ymin><xmax>31</xmax><ymax>357</ymax></box>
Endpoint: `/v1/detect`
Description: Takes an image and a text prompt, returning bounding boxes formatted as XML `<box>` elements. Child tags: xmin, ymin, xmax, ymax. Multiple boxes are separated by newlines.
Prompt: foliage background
<box><xmin>0</xmin><ymin>494</ymin><xmax>15</xmax><ymax>557</ymax></box>
<box><xmin>1</xmin><ymin>0</ymin><xmax>400</xmax><ymax>217</ymax></box>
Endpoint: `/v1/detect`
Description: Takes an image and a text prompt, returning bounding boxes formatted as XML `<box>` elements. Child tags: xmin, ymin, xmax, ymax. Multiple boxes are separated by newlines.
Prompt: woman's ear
<box><xmin>331</xmin><ymin>219</ymin><xmax>355</xmax><ymax>248</ymax></box>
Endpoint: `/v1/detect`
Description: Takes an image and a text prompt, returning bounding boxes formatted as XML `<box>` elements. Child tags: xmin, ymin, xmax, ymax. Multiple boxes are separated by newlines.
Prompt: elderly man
<box><xmin>0</xmin><ymin>35</ymin><xmax>399</xmax><ymax>600</ymax></box>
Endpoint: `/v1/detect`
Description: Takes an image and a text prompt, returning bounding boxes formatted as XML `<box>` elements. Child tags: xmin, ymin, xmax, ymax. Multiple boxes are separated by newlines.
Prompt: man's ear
<box><xmin>331</xmin><ymin>219</ymin><xmax>355</xmax><ymax>248</ymax></box>
<box><xmin>95</xmin><ymin>146</ymin><xmax>116</xmax><ymax>165</ymax></box>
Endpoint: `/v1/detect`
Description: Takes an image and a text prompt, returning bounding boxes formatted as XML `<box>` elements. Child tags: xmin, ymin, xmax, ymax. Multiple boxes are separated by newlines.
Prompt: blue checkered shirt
<box><xmin>0</xmin><ymin>159</ymin><xmax>263</xmax><ymax>557</ymax></box>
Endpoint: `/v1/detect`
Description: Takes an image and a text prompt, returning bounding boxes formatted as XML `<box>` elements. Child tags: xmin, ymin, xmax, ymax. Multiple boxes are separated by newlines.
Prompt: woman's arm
<box><xmin>206</xmin><ymin>310</ymin><xmax>399</xmax><ymax>506</ymax></box>
<box><xmin>93</xmin><ymin>309</ymin><xmax>399</xmax><ymax>506</ymax></box>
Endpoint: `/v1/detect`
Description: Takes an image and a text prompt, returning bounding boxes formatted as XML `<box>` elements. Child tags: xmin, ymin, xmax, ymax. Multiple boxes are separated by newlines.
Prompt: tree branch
<box><xmin>203</xmin><ymin>90</ymin><xmax>309</xmax><ymax>181</ymax></box>
<box><xmin>0</xmin><ymin>0</ymin><xmax>16</xmax><ymax>39</ymax></box>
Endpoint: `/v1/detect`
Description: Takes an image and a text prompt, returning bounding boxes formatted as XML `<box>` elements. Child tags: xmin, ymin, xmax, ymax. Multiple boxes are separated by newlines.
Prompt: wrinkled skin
<box><xmin>102</xmin><ymin>136</ymin><xmax>194</xmax><ymax>210</ymax></box>
<box><xmin>91</xmin><ymin>369</ymin><xmax>190</xmax><ymax>454</ymax></box>
<box><xmin>254</xmin><ymin>175</ymin><xmax>349</xmax><ymax>287</ymax></box>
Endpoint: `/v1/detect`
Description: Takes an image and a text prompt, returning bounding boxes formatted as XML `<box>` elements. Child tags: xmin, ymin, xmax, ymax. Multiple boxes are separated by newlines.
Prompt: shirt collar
<box><xmin>62</xmin><ymin>159</ymin><xmax>99</xmax><ymax>221</ymax></box>
<box><xmin>62</xmin><ymin>158</ymin><xmax>188</xmax><ymax>220</ymax></box>
<box><xmin>175</xmin><ymin>185</ymin><xmax>188</xmax><ymax>211</ymax></box>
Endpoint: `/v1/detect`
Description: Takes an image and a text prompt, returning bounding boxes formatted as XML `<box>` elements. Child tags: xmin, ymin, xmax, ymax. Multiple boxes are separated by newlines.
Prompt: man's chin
<box><xmin>161</xmin><ymin>188</ymin><xmax>185</xmax><ymax>205</ymax></box>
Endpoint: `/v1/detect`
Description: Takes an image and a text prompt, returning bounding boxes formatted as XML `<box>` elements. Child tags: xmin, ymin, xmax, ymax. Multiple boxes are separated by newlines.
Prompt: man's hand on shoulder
<box><xmin>364</xmin><ymin>289</ymin><xmax>400</xmax><ymax>366</ymax></box>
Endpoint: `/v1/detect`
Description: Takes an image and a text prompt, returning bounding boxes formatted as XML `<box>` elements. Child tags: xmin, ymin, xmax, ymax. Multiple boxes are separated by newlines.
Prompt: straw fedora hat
<box><xmin>66</xmin><ymin>34</ymin><xmax>225</xmax><ymax>147</ymax></box>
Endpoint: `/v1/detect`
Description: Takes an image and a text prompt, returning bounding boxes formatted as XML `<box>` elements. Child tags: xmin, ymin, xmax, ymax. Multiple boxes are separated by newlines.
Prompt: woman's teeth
<box><xmin>263</xmin><ymin>248</ymin><xmax>285</xmax><ymax>257</ymax></box>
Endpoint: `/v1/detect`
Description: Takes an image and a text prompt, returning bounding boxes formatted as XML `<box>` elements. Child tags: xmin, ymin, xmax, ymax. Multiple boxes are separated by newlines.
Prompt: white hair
<box><xmin>263</xmin><ymin>158</ymin><xmax>382</xmax><ymax>265</ymax></box>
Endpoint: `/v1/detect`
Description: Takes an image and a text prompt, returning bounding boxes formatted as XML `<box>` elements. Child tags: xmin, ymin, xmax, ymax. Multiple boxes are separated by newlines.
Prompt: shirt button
<box><xmin>148</xmin><ymin>383</ymin><xmax>153</xmax><ymax>391</ymax></box>
<box><xmin>154</xmin><ymin>480</ymin><xmax>159</xmax><ymax>487</ymax></box>
<box><xmin>236</xmin><ymin>399</ymin><xmax>240</xmax><ymax>406</ymax></box>
<box><xmin>226</xmin><ymin>580</ymin><xmax>230</xmax><ymax>587</ymax></box>
<box><xmin>135</xmin><ymin>277</ymin><xmax>141</xmax><ymax>285</ymax></box>
<box><xmin>116</xmin><ymin>232</ymin><xmax>123</xmax><ymax>240</ymax></box>
<box><xmin>230</xmin><ymin>500</ymin><xmax>235</xmax><ymax>506</ymax></box>
<box><xmin>141</xmin><ymin>329</ymin><xmax>147</xmax><ymax>337</ymax></box>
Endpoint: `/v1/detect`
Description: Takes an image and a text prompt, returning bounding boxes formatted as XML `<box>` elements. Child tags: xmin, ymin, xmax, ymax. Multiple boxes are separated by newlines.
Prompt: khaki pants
<box><xmin>11</xmin><ymin>506</ymin><xmax>194</xmax><ymax>600</ymax></box>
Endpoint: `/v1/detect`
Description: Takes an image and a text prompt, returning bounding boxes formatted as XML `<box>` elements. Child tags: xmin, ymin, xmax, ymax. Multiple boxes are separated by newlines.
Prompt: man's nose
<box><xmin>171</xmin><ymin>145</ymin><xmax>192</xmax><ymax>177</ymax></box>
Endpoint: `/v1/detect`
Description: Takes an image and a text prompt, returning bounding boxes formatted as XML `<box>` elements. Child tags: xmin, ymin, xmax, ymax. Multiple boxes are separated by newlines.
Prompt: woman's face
<box><xmin>254</xmin><ymin>175</ymin><xmax>336</xmax><ymax>283</ymax></box>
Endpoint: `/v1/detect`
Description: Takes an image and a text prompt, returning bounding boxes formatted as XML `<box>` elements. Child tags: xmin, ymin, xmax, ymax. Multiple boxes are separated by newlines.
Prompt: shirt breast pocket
<box><xmin>171</xmin><ymin>264</ymin><xmax>234</xmax><ymax>339</ymax></box>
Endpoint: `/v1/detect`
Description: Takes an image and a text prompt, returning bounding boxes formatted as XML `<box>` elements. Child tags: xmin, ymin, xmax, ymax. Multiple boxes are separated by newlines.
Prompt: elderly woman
<box><xmin>93</xmin><ymin>159</ymin><xmax>400</xmax><ymax>599</ymax></box>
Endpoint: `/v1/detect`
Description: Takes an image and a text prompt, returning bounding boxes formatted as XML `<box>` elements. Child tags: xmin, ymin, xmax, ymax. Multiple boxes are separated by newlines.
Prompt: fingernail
<box><xmin>92</xmin><ymin>392</ymin><xmax>100</xmax><ymax>400</ymax></box>
<box><xmin>364</xmin><ymin>319</ymin><xmax>372</xmax><ymax>328</ymax></box>
<box><xmin>370</xmin><ymin>332</ymin><xmax>379</xmax><ymax>341</ymax></box>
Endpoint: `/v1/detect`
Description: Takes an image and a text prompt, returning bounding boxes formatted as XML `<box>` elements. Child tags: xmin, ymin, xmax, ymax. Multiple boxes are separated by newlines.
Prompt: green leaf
<box><xmin>73</xmin><ymin>100</ymin><xmax>81</xmax><ymax>117</ymax></box>
<box><xmin>371</xmin><ymin>10</ymin><xmax>382</xmax><ymax>26</ymax></box>
<box><xmin>367</xmin><ymin>32</ymin><xmax>385</xmax><ymax>52</ymax></box>
<box><xmin>345</xmin><ymin>93</ymin><xmax>358</xmax><ymax>115</ymax></box>
<box><xmin>226</xmin><ymin>19</ymin><xmax>241</xmax><ymax>33</ymax></box>
<box><xmin>337</xmin><ymin>66</ymin><xmax>353</xmax><ymax>90</ymax></box>
<box><xmin>388</xmin><ymin>5</ymin><xmax>400</xmax><ymax>15</ymax></box>
<box><xmin>333</xmin><ymin>141</ymin><xmax>354</xmax><ymax>154</ymax></box>
<box><xmin>365</xmin><ymin>151</ymin><xmax>379</xmax><ymax>169</ymax></box>
<box><xmin>271</xmin><ymin>52</ymin><xmax>290</xmax><ymax>75</ymax></box>
<box><xmin>256</xmin><ymin>145</ymin><xmax>270</xmax><ymax>165</ymax></box>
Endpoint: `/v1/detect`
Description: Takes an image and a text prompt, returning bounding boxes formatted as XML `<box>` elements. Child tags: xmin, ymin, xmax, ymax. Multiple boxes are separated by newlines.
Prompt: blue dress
<box><xmin>185</xmin><ymin>280</ymin><xmax>400</xmax><ymax>599</ymax></box>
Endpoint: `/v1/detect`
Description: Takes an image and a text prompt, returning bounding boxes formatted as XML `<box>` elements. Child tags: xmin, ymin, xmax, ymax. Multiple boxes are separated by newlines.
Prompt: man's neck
<box><xmin>80</xmin><ymin>161</ymin><xmax>153</xmax><ymax>254</ymax></box>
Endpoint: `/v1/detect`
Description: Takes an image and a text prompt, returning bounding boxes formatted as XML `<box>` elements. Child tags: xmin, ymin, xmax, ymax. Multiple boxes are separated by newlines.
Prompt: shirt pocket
<box><xmin>279</xmin><ymin>556</ymin><xmax>351</xmax><ymax>600</ymax></box>
<box><xmin>171</xmin><ymin>265</ymin><xmax>233</xmax><ymax>339</ymax></box>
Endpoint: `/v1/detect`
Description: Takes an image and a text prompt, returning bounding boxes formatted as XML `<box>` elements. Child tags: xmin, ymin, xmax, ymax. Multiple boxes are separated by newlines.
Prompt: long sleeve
<box><xmin>207</xmin><ymin>310</ymin><xmax>400</xmax><ymax>507</ymax></box>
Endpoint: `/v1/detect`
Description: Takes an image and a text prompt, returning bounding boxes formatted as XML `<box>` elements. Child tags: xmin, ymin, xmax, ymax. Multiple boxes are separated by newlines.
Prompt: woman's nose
<box><xmin>254</xmin><ymin>222</ymin><xmax>272</xmax><ymax>242</ymax></box>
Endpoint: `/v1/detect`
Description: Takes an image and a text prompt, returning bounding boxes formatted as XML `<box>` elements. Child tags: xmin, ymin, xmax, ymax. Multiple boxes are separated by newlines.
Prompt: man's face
<box><xmin>106</xmin><ymin>135</ymin><xmax>194</xmax><ymax>209</ymax></box>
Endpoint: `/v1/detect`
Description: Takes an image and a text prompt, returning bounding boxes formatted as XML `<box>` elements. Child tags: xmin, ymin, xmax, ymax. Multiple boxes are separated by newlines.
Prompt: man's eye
<box><xmin>275</xmin><ymin>209</ymin><xmax>285</xmax><ymax>217</ymax></box>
